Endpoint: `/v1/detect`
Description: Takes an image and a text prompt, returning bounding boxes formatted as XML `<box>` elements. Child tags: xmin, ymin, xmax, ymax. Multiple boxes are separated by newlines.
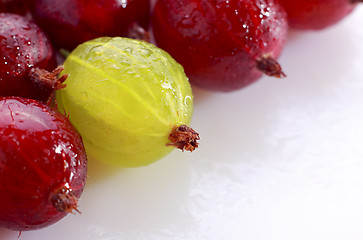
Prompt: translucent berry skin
<box><xmin>0</xmin><ymin>13</ymin><xmax>57</xmax><ymax>101</ymax></box>
<box><xmin>278</xmin><ymin>0</ymin><xmax>360</xmax><ymax>30</ymax></box>
<box><xmin>32</xmin><ymin>0</ymin><xmax>150</xmax><ymax>50</ymax></box>
<box><xmin>0</xmin><ymin>97</ymin><xmax>87</xmax><ymax>231</ymax></box>
<box><xmin>56</xmin><ymin>37</ymin><xmax>194</xmax><ymax>167</ymax></box>
<box><xmin>152</xmin><ymin>0</ymin><xmax>288</xmax><ymax>92</ymax></box>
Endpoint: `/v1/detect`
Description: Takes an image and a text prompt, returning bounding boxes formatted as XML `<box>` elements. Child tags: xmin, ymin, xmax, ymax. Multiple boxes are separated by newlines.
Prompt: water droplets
<box><xmin>117</xmin><ymin>0</ymin><xmax>128</xmax><ymax>8</ymax></box>
<box><xmin>138</xmin><ymin>48</ymin><xmax>152</xmax><ymax>58</ymax></box>
<box><xmin>184</xmin><ymin>96</ymin><xmax>192</xmax><ymax>108</ymax></box>
<box><xmin>260</xmin><ymin>6</ymin><xmax>271</xmax><ymax>19</ymax></box>
<box><xmin>161</xmin><ymin>81</ymin><xmax>172</xmax><ymax>90</ymax></box>
<box><xmin>242</xmin><ymin>23</ymin><xmax>249</xmax><ymax>33</ymax></box>
<box><xmin>54</xmin><ymin>144</ymin><xmax>62</xmax><ymax>154</ymax></box>
<box><xmin>21</xmin><ymin>25</ymin><xmax>31</xmax><ymax>31</ymax></box>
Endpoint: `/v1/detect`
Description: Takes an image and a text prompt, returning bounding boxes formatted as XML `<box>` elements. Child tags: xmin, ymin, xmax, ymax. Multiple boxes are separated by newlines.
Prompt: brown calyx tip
<box><xmin>256</xmin><ymin>54</ymin><xmax>286</xmax><ymax>78</ymax></box>
<box><xmin>127</xmin><ymin>22</ymin><xmax>150</xmax><ymax>42</ymax></box>
<box><xmin>29</xmin><ymin>65</ymin><xmax>67</xmax><ymax>91</ymax></box>
<box><xmin>50</xmin><ymin>186</ymin><xmax>81</xmax><ymax>214</ymax></box>
<box><xmin>167</xmin><ymin>125</ymin><xmax>200</xmax><ymax>152</ymax></box>
<box><xmin>351</xmin><ymin>0</ymin><xmax>362</xmax><ymax>4</ymax></box>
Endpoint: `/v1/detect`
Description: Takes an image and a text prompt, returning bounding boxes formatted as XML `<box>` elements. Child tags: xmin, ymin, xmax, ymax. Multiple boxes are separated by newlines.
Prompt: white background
<box><xmin>1</xmin><ymin>4</ymin><xmax>363</xmax><ymax>240</ymax></box>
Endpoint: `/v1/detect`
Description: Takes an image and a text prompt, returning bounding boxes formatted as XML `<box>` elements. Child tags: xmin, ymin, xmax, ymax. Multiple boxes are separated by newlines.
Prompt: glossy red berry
<box><xmin>32</xmin><ymin>0</ymin><xmax>151</xmax><ymax>50</ymax></box>
<box><xmin>278</xmin><ymin>0</ymin><xmax>362</xmax><ymax>30</ymax></box>
<box><xmin>0</xmin><ymin>13</ymin><xmax>59</xmax><ymax>102</ymax></box>
<box><xmin>0</xmin><ymin>96</ymin><xmax>87</xmax><ymax>231</ymax></box>
<box><xmin>152</xmin><ymin>0</ymin><xmax>288</xmax><ymax>92</ymax></box>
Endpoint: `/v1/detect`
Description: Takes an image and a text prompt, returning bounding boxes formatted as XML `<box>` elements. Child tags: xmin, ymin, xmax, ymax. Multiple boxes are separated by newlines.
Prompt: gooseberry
<box><xmin>152</xmin><ymin>0</ymin><xmax>288</xmax><ymax>92</ymax></box>
<box><xmin>32</xmin><ymin>0</ymin><xmax>151</xmax><ymax>50</ymax></box>
<box><xmin>0</xmin><ymin>96</ymin><xmax>87</xmax><ymax>231</ymax></box>
<box><xmin>0</xmin><ymin>13</ymin><xmax>61</xmax><ymax>102</ymax></box>
<box><xmin>56</xmin><ymin>37</ymin><xmax>199</xmax><ymax>167</ymax></box>
<box><xmin>278</xmin><ymin>0</ymin><xmax>362</xmax><ymax>30</ymax></box>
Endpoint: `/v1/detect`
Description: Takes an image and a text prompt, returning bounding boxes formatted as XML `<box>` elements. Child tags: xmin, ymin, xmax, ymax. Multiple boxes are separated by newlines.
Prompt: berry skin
<box><xmin>32</xmin><ymin>0</ymin><xmax>151</xmax><ymax>50</ymax></box>
<box><xmin>0</xmin><ymin>13</ymin><xmax>59</xmax><ymax>102</ymax></box>
<box><xmin>152</xmin><ymin>0</ymin><xmax>288</xmax><ymax>92</ymax></box>
<box><xmin>0</xmin><ymin>96</ymin><xmax>87</xmax><ymax>231</ymax></box>
<box><xmin>278</xmin><ymin>0</ymin><xmax>362</xmax><ymax>30</ymax></box>
<box><xmin>0</xmin><ymin>3</ymin><xmax>5</xmax><ymax>12</ymax></box>
<box><xmin>0</xmin><ymin>0</ymin><xmax>35</xmax><ymax>15</ymax></box>
<box><xmin>56</xmin><ymin>37</ymin><xmax>199</xmax><ymax>167</ymax></box>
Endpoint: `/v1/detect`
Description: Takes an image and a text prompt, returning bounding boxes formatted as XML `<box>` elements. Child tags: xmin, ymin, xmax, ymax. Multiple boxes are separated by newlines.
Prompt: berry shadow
<box><xmin>190</xmin><ymin>85</ymin><xmax>216</xmax><ymax>107</ymax></box>
<box><xmin>77</xmin><ymin>151</ymin><xmax>196</xmax><ymax>237</ymax></box>
<box><xmin>85</xmin><ymin>156</ymin><xmax>123</xmax><ymax>186</ymax></box>
<box><xmin>0</xmin><ymin>228</ymin><xmax>18</xmax><ymax>239</ymax></box>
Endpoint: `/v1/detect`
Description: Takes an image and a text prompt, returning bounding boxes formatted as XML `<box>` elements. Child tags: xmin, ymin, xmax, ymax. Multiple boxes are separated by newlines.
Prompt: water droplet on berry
<box><xmin>117</xmin><ymin>0</ymin><xmax>128</xmax><ymax>8</ymax></box>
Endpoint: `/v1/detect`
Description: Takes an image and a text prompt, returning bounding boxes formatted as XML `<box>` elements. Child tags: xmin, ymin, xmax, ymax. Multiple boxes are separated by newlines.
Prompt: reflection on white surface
<box><xmin>1</xmin><ymin>5</ymin><xmax>363</xmax><ymax>240</ymax></box>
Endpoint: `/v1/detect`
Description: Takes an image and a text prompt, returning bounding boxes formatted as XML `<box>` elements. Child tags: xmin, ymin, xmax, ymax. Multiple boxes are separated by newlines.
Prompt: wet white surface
<box><xmin>1</xmin><ymin>5</ymin><xmax>363</xmax><ymax>240</ymax></box>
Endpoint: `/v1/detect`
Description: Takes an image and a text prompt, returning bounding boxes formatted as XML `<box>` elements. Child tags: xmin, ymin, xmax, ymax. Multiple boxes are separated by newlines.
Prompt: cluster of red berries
<box><xmin>0</xmin><ymin>0</ymin><xmax>361</xmax><ymax>233</ymax></box>
<box><xmin>0</xmin><ymin>0</ymin><xmax>150</xmax><ymax>232</ymax></box>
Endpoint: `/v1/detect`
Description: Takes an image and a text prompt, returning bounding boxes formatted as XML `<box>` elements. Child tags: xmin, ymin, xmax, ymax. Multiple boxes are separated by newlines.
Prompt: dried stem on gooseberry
<box><xmin>350</xmin><ymin>0</ymin><xmax>363</xmax><ymax>4</ymax></box>
<box><xmin>29</xmin><ymin>65</ymin><xmax>68</xmax><ymax>91</ymax></box>
<box><xmin>167</xmin><ymin>125</ymin><xmax>200</xmax><ymax>152</ymax></box>
<box><xmin>127</xmin><ymin>22</ymin><xmax>150</xmax><ymax>42</ymax></box>
<box><xmin>49</xmin><ymin>186</ymin><xmax>80</xmax><ymax>214</ymax></box>
<box><xmin>256</xmin><ymin>54</ymin><xmax>286</xmax><ymax>78</ymax></box>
